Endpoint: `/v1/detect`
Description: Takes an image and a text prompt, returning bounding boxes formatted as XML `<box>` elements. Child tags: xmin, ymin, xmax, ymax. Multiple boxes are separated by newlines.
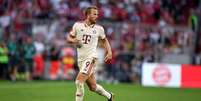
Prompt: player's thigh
<box><xmin>76</xmin><ymin>72</ymin><xmax>89</xmax><ymax>83</ymax></box>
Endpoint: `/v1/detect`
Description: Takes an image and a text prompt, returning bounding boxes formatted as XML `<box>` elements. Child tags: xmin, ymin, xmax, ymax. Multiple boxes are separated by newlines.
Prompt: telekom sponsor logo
<box><xmin>152</xmin><ymin>65</ymin><xmax>172</xmax><ymax>85</ymax></box>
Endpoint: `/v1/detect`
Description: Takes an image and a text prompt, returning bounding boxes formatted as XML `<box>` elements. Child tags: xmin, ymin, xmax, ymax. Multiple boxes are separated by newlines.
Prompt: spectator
<box><xmin>33</xmin><ymin>37</ymin><xmax>45</xmax><ymax>80</ymax></box>
<box><xmin>61</xmin><ymin>47</ymin><xmax>76</xmax><ymax>80</ymax></box>
<box><xmin>116</xmin><ymin>62</ymin><xmax>132</xmax><ymax>83</ymax></box>
<box><xmin>48</xmin><ymin>45</ymin><xmax>60</xmax><ymax>80</ymax></box>
<box><xmin>7</xmin><ymin>34</ymin><xmax>20</xmax><ymax>81</ymax></box>
<box><xmin>0</xmin><ymin>41</ymin><xmax>9</xmax><ymax>80</ymax></box>
<box><xmin>22</xmin><ymin>36</ymin><xmax>36</xmax><ymax>81</ymax></box>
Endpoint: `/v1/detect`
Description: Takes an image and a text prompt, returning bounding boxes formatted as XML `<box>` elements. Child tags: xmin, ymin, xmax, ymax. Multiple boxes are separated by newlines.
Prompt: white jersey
<box><xmin>70</xmin><ymin>21</ymin><xmax>106</xmax><ymax>61</ymax></box>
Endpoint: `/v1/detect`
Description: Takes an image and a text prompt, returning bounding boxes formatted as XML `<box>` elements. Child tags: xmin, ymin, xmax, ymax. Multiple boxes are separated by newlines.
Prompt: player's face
<box><xmin>88</xmin><ymin>9</ymin><xmax>98</xmax><ymax>24</ymax></box>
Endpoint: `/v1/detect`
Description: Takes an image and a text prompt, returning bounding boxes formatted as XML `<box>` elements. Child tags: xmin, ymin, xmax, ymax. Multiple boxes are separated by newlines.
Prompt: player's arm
<box><xmin>66</xmin><ymin>22</ymin><xmax>79</xmax><ymax>44</ymax></box>
<box><xmin>66</xmin><ymin>28</ymin><xmax>82</xmax><ymax>48</ymax></box>
<box><xmin>66</xmin><ymin>30</ymin><xmax>78</xmax><ymax>43</ymax></box>
<box><xmin>100</xmin><ymin>38</ymin><xmax>112</xmax><ymax>62</ymax></box>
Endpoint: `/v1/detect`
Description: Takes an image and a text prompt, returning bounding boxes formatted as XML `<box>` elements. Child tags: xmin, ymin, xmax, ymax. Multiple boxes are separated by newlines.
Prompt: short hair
<box><xmin>84</xmin><ymin>6</ymin><xmax>98</xmax><ymax>16</ymax></box>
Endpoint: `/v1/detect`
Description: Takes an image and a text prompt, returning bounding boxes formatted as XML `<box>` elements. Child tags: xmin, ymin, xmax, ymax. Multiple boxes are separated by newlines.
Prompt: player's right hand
<box><xmin>75</xmin><ymin>39</ymin><xmax>82</xmax><ymax>48</ymax></box>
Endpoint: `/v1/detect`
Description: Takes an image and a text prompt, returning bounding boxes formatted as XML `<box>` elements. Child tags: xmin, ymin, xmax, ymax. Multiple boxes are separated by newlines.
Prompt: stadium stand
<box><xmin>0</xmin><ymin>0</ymin><xmax>200</xmax><ymax>83</ymax></box>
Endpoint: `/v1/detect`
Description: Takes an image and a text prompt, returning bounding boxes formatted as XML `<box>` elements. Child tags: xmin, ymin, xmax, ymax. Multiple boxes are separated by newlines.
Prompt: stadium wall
<box><xmin>142</xmin><ymin>63</ymin><xmax>201</xmax><ymax>88</ymax></box>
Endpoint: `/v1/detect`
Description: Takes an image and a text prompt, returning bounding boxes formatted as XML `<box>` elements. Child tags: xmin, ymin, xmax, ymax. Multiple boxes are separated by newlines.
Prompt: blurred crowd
<box><xmin>0</xmin><ymin>0</ymin><xmax>200</xmax><ymax>83</ymax></box>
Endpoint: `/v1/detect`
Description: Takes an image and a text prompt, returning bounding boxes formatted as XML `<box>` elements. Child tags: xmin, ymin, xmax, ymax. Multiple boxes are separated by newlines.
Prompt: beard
<box><xmin>89</xmin><ymin>18</ymin><xmax>96</xmax><ymax>24</ymax></box>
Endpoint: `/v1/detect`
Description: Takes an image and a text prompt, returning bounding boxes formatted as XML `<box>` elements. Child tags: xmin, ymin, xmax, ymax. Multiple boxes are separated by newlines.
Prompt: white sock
<box><xmin>95</xmin><ymin>84</ymin><xmax>111</xmax><ymax>99</ymax></box>
<box><xmin>75</xmin><ymin>81</ymin><xmax>84</xmax><ymax>101</ymax></box>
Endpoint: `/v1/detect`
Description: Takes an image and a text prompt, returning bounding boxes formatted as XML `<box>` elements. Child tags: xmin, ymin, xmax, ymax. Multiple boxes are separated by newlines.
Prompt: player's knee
<box><xmin>88</xmin><ymin>84</ymin><xmax>97</xmax><ymax>92</ymax></box>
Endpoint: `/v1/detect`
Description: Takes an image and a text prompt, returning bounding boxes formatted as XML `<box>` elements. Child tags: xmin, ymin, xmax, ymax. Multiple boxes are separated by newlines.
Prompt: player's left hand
<box><xmin>104</xmin><ymin>52</ymin><xmax>112</xmax><ymax>62</ymax></box>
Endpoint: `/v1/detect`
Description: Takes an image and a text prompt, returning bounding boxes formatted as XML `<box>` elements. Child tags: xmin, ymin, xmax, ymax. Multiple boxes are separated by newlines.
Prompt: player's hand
<box><xmin>75</xmin><ymin>39</ymin><xmax>82</xmax><ymax>48</ymax></box>
<box><xmin>104</xmin><ymin>52</ymin><xmax>112</xmax><ymax>62</ymax></box>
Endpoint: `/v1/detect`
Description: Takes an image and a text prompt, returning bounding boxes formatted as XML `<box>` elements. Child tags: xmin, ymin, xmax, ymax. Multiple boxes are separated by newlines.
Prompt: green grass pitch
<box><xmin>0</xmin><ymin>81</ymin><xmax>201</xmax><ymax>101</ymax></box>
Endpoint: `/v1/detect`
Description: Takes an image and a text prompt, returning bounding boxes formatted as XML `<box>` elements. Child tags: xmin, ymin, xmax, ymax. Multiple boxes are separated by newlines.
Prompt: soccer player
<box><xmin>66</xmin><ymin>6</ymin><xmax>114</xmax><ymax>101</ymax></box>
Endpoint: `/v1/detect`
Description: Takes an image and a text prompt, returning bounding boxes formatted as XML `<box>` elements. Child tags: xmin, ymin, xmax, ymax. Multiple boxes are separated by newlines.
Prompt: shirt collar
<box><xmin>84</xmin><ymin>22</ymin><xmax>95</xmax><ymax>28</ymax></box>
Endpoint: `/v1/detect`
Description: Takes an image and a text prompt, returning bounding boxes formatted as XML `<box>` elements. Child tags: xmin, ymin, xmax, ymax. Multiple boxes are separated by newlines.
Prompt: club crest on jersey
<box><xmin>93</xmin><ymin>30</ymin><xmax>96</xmax><ymax>34</ymax></box>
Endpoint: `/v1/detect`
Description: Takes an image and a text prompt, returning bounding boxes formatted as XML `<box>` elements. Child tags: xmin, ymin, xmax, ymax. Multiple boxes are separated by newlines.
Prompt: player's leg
<box><xmin>86</xmin><ymin>73</ymin><xmax>113</xmax><ymax>100</ymax></box>
<box><xmin>75</xmin><ymin>58</ymin><xmax>94</xmax><ymax>101</ymax></box>
<box><xmin>75</xmin><ymin>72</ymin><xmax>88</xmax><ymax>101</ymax></box>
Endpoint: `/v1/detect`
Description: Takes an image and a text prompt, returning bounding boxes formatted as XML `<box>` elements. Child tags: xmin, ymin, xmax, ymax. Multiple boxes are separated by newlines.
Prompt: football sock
<box><xmin>95</xmin><ymin>84</ymin><xmax>111</xmax><ymax>99</ymax></box>
<box><xmin>75</xmin><ymin>80</ymin><xmax>84</xmax><ymax>101</ymax></box>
